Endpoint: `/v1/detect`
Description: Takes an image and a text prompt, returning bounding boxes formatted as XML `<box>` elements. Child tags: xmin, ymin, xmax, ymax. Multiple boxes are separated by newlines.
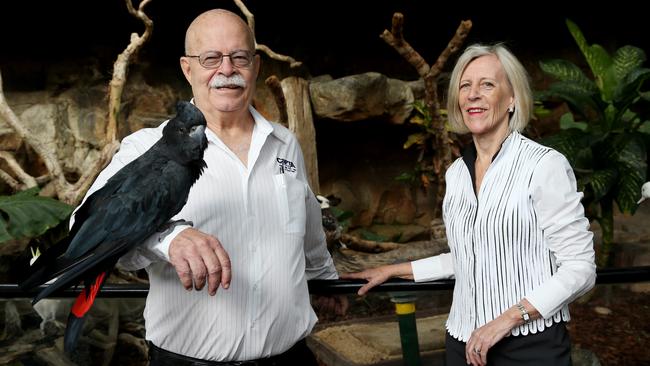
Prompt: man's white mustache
<box><xmin>210</xmin><ymin>74</ymin><xmax>246</xmax><ymax>88</ymax></box>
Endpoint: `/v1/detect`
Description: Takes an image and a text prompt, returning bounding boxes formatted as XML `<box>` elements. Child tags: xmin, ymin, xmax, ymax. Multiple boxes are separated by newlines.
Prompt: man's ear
<box><xmin>180</xmin><ymin>57</ymin><xmax>192</xmax><ymax>83</ymax></box>
<box><xmin>253</xmin><ymin>54</ymin><xmax>261</xmax><ymax>77</ymax></box>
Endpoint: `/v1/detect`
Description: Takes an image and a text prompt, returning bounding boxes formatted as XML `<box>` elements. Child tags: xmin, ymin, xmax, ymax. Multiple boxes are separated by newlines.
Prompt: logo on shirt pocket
<box><xmin>277</xmin><ymin>157</ymin><xmax>297</xmax><ymax>174</ymax></box>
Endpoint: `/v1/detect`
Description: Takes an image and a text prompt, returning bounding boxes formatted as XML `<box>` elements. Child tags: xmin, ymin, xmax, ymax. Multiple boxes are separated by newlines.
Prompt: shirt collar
<box><xmin>462</xmin><ymin>131</ymin><xmax>516</xmax><ymax>192</ymax></box>
<box><xmin>249</xmin><ymin>106</ymin><xmax>291</xmax><ymax>144</ymax></box>
<box><xmin>186</xmin><ymin>98</ymin><xmax>289</xmax><ymax>146</ymax></box>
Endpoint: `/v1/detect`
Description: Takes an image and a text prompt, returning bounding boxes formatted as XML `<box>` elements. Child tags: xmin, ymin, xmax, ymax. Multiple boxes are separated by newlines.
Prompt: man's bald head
<box><xmin>184</xmin><ymin>9</ymin><xmax>255</xmax><ymax>55</ymax></box>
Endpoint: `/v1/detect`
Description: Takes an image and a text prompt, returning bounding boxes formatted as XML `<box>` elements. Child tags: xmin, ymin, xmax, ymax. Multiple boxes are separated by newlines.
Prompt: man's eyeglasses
<box><xmin>185</xmin><ymin>50</ymin><xmax>255</xmax><ymax>69</ymax></box>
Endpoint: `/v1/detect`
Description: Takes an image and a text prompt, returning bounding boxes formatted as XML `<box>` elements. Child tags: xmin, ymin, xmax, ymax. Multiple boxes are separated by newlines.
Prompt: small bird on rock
<box><xmin>638</xmin><ymin>181</ymin><xmax>650</xmax><ymax>204</ymax></box>
<box><xmin>316</xmin><ymin>194</ymin><xmax>344</xmax><ymax>253</ymax></box>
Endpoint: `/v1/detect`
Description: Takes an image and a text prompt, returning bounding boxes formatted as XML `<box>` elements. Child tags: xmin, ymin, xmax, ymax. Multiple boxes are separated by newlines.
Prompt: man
<box><xmin>78</xmin><ymin>9</ymin><xmax>341</xmax><ymax>365</ymax></box>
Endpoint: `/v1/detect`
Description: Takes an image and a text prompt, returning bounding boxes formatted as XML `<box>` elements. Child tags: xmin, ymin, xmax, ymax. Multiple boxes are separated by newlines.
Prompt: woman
<box><xmin>342</xmin><ymin>44</ymin><xmax>596</xmax><ymax>366</ymax></box>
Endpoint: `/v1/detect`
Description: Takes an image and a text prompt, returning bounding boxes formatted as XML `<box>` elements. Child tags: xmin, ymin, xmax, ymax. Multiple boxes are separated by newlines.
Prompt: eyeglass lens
<box><xmin>199</xmin><ymin>50</ymin><xmax>253</xmax><ymax>68</ymax></box>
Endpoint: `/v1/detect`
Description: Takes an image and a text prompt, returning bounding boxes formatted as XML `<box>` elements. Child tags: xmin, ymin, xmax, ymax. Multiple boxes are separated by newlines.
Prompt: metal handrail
<box><xmin>1</xmin><ymin>265</ymin><xmax>648</xmax><ymax>299</ymax></box>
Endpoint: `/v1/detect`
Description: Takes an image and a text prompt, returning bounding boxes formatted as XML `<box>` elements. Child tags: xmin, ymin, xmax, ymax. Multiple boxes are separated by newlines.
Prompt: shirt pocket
<box><xmin>273</xmin><ymin>174</ymin><xmax>307</xmax><ymax>235</ymax></box>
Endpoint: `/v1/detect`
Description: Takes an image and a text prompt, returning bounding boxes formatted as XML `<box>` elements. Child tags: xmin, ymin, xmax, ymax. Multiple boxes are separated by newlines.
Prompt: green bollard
<box><xmin>390</xmin><ymin>292</ymin><xmax>422</xmax><ymax>366</ymax></box>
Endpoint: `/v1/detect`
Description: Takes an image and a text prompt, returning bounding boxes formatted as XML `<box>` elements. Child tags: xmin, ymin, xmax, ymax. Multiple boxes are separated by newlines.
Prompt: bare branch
<box><xmin>256</xmin><ymin>44</ymin><xmax>302</xmax><ymax>68</ymax></box>
<box><xmin>341</xmin><ymin>234</ymin><xmax>401</xmax><ymax>253</ymax></box>
<box><xmin>429</xmin><ymin>20</ymin><xmax>472</xmax><ymax>78</ymax></box>
<box><xmin>380</xmin><ymin>13</ymin><xmax>472</xmax><ymax>218</ymax></box>
<box><xmin>65</xmin><ymin>141</ymin><xmax>120</xmax><ymax>205</ymax></box>
<box><xmin>0</xmin><ymin>1</ymin><xmax>154</xmax><ymax>205</ymax></box>
<box><xmin>0</xmin><ymin>72</ymin><xmax>35</xmax><ymax>146</ymax></box>
<box><xmin>35</xmin><ymin>174</ymin><xmax>51</xmax><ymax>185</ymax></box>
<box><xmin>0</xmin><ymin>69</ymin><xmax>69</xmax><ymax>196</ymax></box>
<box><xmin>106</xmin><ymin>0</ymin><xmax>154</xmax><ymax>143</ymax></box>
<box><xmin>0</xmin><ymin>168</ymin><xmax>22</xmax><ymax>191</ymax></box>
<box><xmin>232</xmin><ymin>0</ymin><xmax>302</xmax><ymax>68</ymax></box>
<box><xmin>233</xmin><ymin>0</ymin><xmax>255</xmax><ymax>34</ymax></box>
<box><xmin>390</xmin><ymin>12</ymin><xmax>404</xmax><ymax>40</ymax></box>
<box><xmin>265</xmin><ymin>75</ymin><xmax>288</xmax><ymax>125</ymax></box>
<box><xmin>380</xmin><ymin>13</ymin><xmax>429</xmax><ymax>76</ymax></box>
<box><xmin>0</xmin><ymin>151</ymin><xmax>37</xmax><ymax>188</ymax></box>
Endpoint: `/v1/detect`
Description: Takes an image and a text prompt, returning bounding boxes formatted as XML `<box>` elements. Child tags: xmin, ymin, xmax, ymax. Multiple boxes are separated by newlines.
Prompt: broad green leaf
<box><xmin>532</xmin><ymin>100</ymin><xmax>553</xmax><ymax>118</ymax></box>
<box><xmin>409</xmin><ymin>115</ymin><xmax>427</xmax><ymax>126</ymax></box>
<box><xmin>545</xmin><ymin>82</ymin><xmax>601</xmax><ymax>118</ymax></box>
<box><xmin>567</xmin><ymin>19</ymin><xmax>612</xmax><ymax>82</ymax></box>
<box><xmin>614</xmin><ymin>67</ymin><xmax>650</xmax><ymax>104</ymax></box>
<box><xmin>539</xmin><ymin>59</ymin><xmax>598</xmax><ymax>94</ymax></box>
<box><xmin>641</xmin><ymin>91</ymin><xmax>650</xmax><ymax>101</ymax></box>
<box><xmin>541</xmin><ymin>129</ymin><xmax>589</xmax><ymax>167</ymax></box>
<box><xmin>0</xmin><ymin>187</ymin><xmax>73</xmax><ymax>243</ymax></box>
<box><xmin>411</xmin><ymin>101</ymin><xmax>430</xmax><ymax>120</ymax></box>
<box><xmin>559</xmin><ymin>112</ymin><xmax>588</xmax><ymax>131</ymax></box>
<box><xmin>611</xmin><ymin>135</ymin><xmax>647</xmax><ymax>214</ymax></box>
<box><xmin>621</xmin><ymin>109</ymin><xmax>638</xmax><ymax>123</ymax></box>
<box><xmin>639</xmin><ymin>120</ymin><xmax>650</xmax><ymax>134</ymax></box>
<box><xmin>587</xmin><ymin>169</ymin><xmax>618</xmax><ymax>202</ymax></box>
<box><xmin>598</xmin><ymin>66</ymin><xmax>618</xmax><ymax>102</ymax></box>
<box><xmin>616</xmin><ymin>164</ymin><xmax>646</xmax><ymax>214</ymax></box>
<box><xmin>404</xmin><ymin>133</ymin><xmax>427</xmax><ymax>149</ymax></box>
<box><xmin>613</xmin><ymin>46</ymin><xmax>646</xmax><ymax>80</ymax></box>
<box><xmin>603</xmin><ymin>104</ymin><xmax>619</xmax><ymax>130</ymax></box>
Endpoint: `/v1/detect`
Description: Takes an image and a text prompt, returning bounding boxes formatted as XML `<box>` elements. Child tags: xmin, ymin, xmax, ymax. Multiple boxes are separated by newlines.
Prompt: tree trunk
<box><xmin>598</xmin><ymin>200</ymin><xmax>614</xmax><ymax>267</ymax></box>
<box><xmin>280</xmin><ymin>76</ymin><xmax>320</xmax><ymax>194</ymax></box>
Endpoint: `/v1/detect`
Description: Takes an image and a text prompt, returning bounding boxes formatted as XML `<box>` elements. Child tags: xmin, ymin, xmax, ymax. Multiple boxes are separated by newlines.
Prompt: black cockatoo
<box><xmin>20</xmin><ymin>100</ymin><xmax>208</xmax><ymax>353</ymax></box>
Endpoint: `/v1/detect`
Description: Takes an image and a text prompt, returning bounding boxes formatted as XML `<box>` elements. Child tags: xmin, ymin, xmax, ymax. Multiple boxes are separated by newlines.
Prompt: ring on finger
<box><xmin>474</xmin><ymin>348</ymin><xmax>481</xmax><ymax>354</ymax></box>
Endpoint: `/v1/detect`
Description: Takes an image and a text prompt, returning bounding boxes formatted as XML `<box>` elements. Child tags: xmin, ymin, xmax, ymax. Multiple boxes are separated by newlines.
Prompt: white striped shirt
<box><xmin>411</xmin><ymin>132</ymin><xmax>596</xmax><ymax>342</ymax></box>
<box><xmin>76</xmin><ymin>106</ymin><xmax>338</xmax><ymax>361</ymax></box>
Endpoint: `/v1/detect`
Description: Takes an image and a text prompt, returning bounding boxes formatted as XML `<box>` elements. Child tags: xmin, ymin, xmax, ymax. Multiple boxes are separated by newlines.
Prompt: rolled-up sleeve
<box><xmin>525</xmin><ymin>151</ymin><xmax>596</xmax><ymax>318</ymax></box>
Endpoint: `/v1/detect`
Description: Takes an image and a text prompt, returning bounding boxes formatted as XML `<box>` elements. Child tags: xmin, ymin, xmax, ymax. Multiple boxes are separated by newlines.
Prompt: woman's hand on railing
<box><xmin>340</xmin><ymin>262</ymin><xmax>414</xmax><ymax>295</ymax></box>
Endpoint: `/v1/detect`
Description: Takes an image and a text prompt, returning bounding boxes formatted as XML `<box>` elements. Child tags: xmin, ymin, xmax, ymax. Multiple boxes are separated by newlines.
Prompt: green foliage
<box><xmin>0</xmin><ymin>187</ymin><xmax>73</xmax><ymax>243</ymax></box>
<box><xmin>358</xmin><ymin>229</ymin><xmax>388</xmax><ymax>242</ymax></box>
<box><xmin>399</xmin><ymin>101</ymin><xmax>454</xmax><ymax>189</ymax></box>
<box><xmin>330</xmin><ymin>206</ymin><xmax>354</xmax><ymax>231</ymax></box>
<box><xmin>538</xmin><ymin>19</ymin><xmax>650</xmax><ymax>266</ymax></box>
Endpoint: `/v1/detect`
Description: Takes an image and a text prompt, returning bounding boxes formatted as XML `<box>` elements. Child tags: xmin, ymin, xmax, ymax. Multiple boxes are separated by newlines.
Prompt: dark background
<box><xmin>1</xmin><ymin>0</ymin><xmax>648</xmax><ymax>89</ymax></box>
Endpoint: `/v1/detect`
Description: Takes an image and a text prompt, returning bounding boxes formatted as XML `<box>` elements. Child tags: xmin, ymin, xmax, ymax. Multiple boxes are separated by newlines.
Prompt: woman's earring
<box><xmin>508</xmin><ymin>106</ymin><xmax>514</xmax><ymax>113</ymax></box>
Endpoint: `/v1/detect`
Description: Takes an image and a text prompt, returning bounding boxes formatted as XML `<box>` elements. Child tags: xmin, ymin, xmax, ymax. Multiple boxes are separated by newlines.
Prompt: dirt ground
<box><xmin>568</xmin><ymin>285</ymin><xmax>650</xmax><ymax>366</ymax></box>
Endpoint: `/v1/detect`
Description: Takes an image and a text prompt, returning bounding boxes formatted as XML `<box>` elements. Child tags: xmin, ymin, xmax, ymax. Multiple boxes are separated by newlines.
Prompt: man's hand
<box><xmin>168</xmin><ymin>228</ymin><xmax>231</xmax><ymax>295</ymax></box>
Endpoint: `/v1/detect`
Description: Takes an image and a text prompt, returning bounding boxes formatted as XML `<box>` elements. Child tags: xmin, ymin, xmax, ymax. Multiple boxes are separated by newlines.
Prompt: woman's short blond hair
<box><xmin>446</xmin><ymin>43</ymin><xmax>532</xmax><ymax>133</ymax></box>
